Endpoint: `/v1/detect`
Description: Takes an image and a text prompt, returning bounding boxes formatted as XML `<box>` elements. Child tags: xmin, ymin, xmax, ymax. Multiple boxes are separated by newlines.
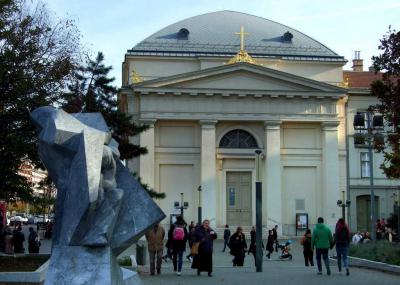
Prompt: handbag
<box><xmin>191</xmin><ymin>242</ymin><xmax>200</xmax><ymax>256</ymax></box>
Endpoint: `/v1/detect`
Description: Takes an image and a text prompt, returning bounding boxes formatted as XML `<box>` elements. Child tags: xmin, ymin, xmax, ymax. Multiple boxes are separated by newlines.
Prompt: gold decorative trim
<box><xmin>130</xmin><ymin>69</ymin><xmax>143</xmax><ymax>83</ymax></box>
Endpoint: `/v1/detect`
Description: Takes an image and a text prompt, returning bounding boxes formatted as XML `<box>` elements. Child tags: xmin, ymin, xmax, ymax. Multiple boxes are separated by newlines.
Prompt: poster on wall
<box><xmin>296</xmin><ymin>213</ymin><xmax>308</xmax><ymax>235</ymax></box>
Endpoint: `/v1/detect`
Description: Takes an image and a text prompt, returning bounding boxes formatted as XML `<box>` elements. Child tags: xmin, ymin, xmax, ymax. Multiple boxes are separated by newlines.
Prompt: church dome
<box><xmin>129</xmin><ymin>11</ymin><xmax>344</xmax><ymax>62</ymax></box>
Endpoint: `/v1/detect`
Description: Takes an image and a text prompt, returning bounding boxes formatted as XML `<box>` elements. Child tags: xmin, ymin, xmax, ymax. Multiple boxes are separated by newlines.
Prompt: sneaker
<box><xmin>346</xmin><ymin>269</ymin><xmax>350</xmax><ymax>276</ymax></box>
<box><xmin>208</xmin><ymin>272</ymin><xmax>212</xmax><ymax>277</ymax></box>
<box><xmin>177</xmin><ymin>272</ymin><xmax>181</xmax><ymax>276</ymax></box>
<box><xmin>327</xmin><ymin>268</ymin><xmax>331</xmax><ymax>276</ymax></box>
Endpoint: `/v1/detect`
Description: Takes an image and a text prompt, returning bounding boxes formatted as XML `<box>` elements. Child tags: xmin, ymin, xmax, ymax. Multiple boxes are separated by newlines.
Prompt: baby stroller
<box><xmin>278</xmin><ymin>240</ymin><xmax>293</xmax><ymax>260</ymax></box>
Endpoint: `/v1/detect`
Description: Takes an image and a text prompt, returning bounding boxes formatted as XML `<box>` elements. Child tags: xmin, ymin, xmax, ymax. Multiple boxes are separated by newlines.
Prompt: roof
<box><xmin>128</xmin><ymin>11</ymin><xmax>345</xmax><ymax>63</ymax></box>
<box><xmin>343</xmin><ymin>71</ymin><xmax>382</xmax><ymax>89</ymax></box>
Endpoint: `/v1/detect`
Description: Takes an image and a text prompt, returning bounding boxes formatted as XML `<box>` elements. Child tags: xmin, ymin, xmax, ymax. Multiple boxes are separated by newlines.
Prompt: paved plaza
<box><xmin>12</xmin><ymin>227</ymin><xmax>399</xmax><ymax>285</ymax></box>
<box><xmin>135</xmin><ymin>240</ymin><xmax>399</xmax><ymax>285</ymax></box>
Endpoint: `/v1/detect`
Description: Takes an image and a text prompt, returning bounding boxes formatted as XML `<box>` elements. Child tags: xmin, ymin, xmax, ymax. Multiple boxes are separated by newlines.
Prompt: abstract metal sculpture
<box><xmin>31</xmin><ymin>107</ymin><xmax>165</xmax><ymax>285</ymax></box>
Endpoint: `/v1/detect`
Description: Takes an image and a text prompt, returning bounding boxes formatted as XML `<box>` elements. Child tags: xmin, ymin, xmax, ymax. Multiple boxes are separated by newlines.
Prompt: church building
<box><xmin>119</xmin><ymin>11</ymin><xmax>352</xmax><ymax>235</ymax></box>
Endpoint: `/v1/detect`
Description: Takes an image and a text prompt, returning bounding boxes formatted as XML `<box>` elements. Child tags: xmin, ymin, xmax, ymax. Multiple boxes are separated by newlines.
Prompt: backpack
<box><xmin>173</xmin><ymin>226</ymin><xmax>185</xmax><ymax>241</ymax></box>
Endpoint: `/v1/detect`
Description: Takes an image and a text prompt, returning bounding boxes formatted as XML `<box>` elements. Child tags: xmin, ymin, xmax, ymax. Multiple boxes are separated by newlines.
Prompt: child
<box><xmin>300</xmin><ymin>229</ymin><xmax>314</xmax><ymax>266</ymax></box>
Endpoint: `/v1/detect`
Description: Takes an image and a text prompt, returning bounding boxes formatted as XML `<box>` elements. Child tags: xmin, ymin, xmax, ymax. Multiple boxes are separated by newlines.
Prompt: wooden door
<box><xmin>226</xmin><ymin>172</ymin><xmax>252</xmax><ymax>226</ymax></box>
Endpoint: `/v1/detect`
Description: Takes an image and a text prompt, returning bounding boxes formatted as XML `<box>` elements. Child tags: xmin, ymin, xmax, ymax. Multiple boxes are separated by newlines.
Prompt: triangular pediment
<box><xmin>133</xmin><ymin>62</ymin><xmax>346</xmax><ymax>93</ymax></box>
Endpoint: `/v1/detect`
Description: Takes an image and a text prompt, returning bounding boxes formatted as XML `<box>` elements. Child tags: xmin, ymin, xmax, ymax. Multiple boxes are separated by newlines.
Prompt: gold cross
<box><xmin>235</xmin><ymin>26</ymin><xmax>249</xmax><ymax>51</ymax></box>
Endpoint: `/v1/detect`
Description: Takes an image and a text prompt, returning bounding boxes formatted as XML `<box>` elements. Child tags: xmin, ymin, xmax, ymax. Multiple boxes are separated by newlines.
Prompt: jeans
<box><xmin>336</xmin><ymin>244</ymin><xmax>349</xmax><ymax>271</ymax></box>
<box><xmin>315</xmin><ymin>248</ymin><xmax>330</xmax><ymax>272</ymax></box>
<box><xmin>223</xmin><ymin>239</ymin><xmax>229</xmax><ymax>252</ymax></box>
<box><xmin>173</xmin><ymin>249</ymin><xmax>184</xmax><ymax>272</ymax></box>
<box><xmin>149</xmin><ymin>250</ymin><xmax>163</xmax><ymax>274</ymax></box>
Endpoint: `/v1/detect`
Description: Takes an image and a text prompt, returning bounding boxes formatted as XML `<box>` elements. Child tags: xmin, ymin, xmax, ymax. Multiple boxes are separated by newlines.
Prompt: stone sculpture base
<box><xmin>44</xmin><ymin>246</ymin><xmax>141</xmax><ymax>285</ymax></box>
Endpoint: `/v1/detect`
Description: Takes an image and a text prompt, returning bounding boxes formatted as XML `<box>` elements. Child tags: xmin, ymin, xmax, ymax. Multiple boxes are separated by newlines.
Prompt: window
<box><xmin>219</xmin><ymin>129</ymin><xmax>258</xmax><ymax>148</ymax></box>
<box><xmin>360</xmin><ymin>152</ymin><xmax>371</xmax><ymax>178</ymax></box>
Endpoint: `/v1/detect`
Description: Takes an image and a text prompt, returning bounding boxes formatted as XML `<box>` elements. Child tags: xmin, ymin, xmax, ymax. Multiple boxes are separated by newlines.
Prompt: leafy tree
<box><xmin>370</xmin><ymin>28</ymin><xmax>400</xmax><ymax>178</ymax></box>
<box><xmin>0</xmin><ymin>0</ymin><xmax>80</xmax><ymax>201</ymax></box>
<box><xmin>63</xmin><ymin>52</ymin><xmax>165</xmax><ymax>198</ymax></box>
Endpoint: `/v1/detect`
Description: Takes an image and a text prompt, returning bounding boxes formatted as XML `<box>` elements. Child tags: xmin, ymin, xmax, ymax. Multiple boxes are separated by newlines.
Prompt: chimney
<box><xmin>352</xmin><ymin>51</ymin><xmax>363</xmax><ymax>72</ymax></box>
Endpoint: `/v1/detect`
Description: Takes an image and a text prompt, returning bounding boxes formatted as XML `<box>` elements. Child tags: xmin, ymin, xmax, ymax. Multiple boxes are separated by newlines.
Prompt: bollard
<box><xmin>136</xmin><ymin>243</ymin><xmax>147</xmax><ymax>265</ymax></box>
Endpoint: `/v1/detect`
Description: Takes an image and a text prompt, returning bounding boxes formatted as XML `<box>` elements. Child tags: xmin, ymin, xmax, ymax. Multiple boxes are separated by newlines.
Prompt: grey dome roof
<box><xmin>128</xmin><ymin>11</ymin><xmax>345</xmax><ymax>62</ymax></box>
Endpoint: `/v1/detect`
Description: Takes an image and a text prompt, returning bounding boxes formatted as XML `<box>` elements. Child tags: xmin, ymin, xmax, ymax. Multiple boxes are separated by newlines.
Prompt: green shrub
<box><xmin>118</xmin><ymin>256</ymin><xmax>132</xmax><ymax>267</ymax></box>
<box><xmin>350</xmin><ymin>241</ymin><xmax>400</xmax><ymax>266</ymax></box>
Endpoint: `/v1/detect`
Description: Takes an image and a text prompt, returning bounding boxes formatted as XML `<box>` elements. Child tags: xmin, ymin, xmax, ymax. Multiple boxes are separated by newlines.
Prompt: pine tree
<box><xmin>0</xmin><ymin>0</ymin><xmax>80</xmax><ymax>201</ymax></box>
<box><xmin>63</xmin><ymin>52</ymin><xmax>165</xmax><ymax>198</ymax></box>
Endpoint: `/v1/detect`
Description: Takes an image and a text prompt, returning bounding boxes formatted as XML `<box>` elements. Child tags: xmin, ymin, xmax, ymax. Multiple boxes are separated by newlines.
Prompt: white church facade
<box><xmin>119</xmin><ymin>11</ymin><xmax>397</xmax><ymax>235</ymax></box>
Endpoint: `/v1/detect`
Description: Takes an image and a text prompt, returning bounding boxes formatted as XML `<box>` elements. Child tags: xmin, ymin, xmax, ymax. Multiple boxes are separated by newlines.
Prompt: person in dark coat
<box><xmin>191</xmin><ymin>219</ymin><xmax>217</xmax><ymax>277</ymax></box>
<box><xmin>229</xmin><ymin>227</ymin><xmax>247</xmax><ymax>266</ymax></box>
<box><xmin>28</xmin><ymin>227</ymin><xmax>40</xmax><ymax>253</ymax></box>
<box><xmin>172</xmin><ymin>216</ymin><xmax>188</xmax><ymax>276</ymax></box>
<box><xmin>222</xmin><ymin>224</ymin><xmax>231</xmax><ymax>252</ymax></box>
<box><xmin>163</xmin><ymin>224</ymin><xmax>174</xmax><ymax>262</ymax></box>
<box><xmin>12</xmin><ymin>224</ymin><xmax>25</xmax><ymax>253</ymax></box>
<box><xmin>272</xmin><ymin>225</ymin><xmax>279</xmax><ymax>252</ymax></box>
<box><xmin>186</xmin><ymin>223</ymin><xmax>195</xmax><ymax>262</ymax></box>
<box><xmin>266</xmin><ymin>230</ymin><xmax>274</xmax><ymax>259</ymax></box>
<box><xmin>300</xmin><ymin>229</ymin><xmax>314</xmax><ymax>266</ymax></box>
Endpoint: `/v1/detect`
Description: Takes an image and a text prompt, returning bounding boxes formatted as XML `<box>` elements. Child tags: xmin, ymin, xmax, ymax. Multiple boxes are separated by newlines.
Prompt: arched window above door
<box><xmin>219</xmin><ymin>129</ymin><xmax>258</xmax><ymax>148</ymax></box>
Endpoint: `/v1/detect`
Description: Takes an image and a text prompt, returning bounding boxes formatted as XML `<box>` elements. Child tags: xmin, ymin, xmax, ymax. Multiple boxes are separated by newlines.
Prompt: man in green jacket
<box><xmin>311</xmin><ymin>217</ymin><xmax>333</xmax><ymax>275</ymax></box>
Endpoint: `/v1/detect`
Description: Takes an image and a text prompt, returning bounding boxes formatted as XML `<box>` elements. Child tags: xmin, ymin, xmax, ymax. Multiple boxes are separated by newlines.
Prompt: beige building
<box><xmin>119</xmin><ymin>11</ymin><xmax>395</xmax><ymax>235</ymax></box>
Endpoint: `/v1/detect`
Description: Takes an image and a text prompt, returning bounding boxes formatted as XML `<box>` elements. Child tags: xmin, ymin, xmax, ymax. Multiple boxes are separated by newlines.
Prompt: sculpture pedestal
<box><xmin>45</xmin><ymin>246</ymin><xmax>141</xmax><ymax>285</ymax></box>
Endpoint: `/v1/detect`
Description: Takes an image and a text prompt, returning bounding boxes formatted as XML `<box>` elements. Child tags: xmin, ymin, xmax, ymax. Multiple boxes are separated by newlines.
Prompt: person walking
<box><xmin>248</xmin><ymin>226</ymin><xmax>256</xmax><ymax>264</ymax></box>
<box><xmin>335</xmin><ymin>218</ymin><xmax>350</xmax><ymax>276</ymax></box>
<box><xmin>191</xmin><ymin>219</ymin><xmax>217</xmax><ymax>277</ymax></box>
<box><xmin>266</xmin><ymin>230</ymin><xmax>274</xmax><ymax>259</ymax></box>
<box><xmin>163</xmin><ymin>224</ymin><xmax>174</xmax><ymax>262</ymax></box>
<box><xmin>272</xmin><ymin>225</ymin><xmax>279</xmax><ymax>252</ymax></box>
<box><xmin>312</xmin><ymin>217</ymin><xmax>333</xmax><ymax>275</ymax></box>
<box><xmin>222</xmin><ymin>225</ymin><xmax>231</xmax><ymax>252</ymax></box>
<box><xmin>28</xmin><ymin>227</ymin><xmax>41</xmax><ymax>253</ymax></box>
<box><xmin>4</xmin><ymin>226</ymin><xmax>13</xmax><ymax>254</ymax></box>
<box><xmin>186</xmin><ymin>224</ymin><xmax>195</xmax><ymax>262</ymax></box>
<box><xmin>229</xmin><ymin>227</ymin><xmax>247</xmax><ymax>266</ymax></box>
<box><xmin>172</xmin><ymin>216</ymin><xmax>188</xmax><ymax>276</ymax></box>
<box><xmin>145</xmin><ymin>223</ymin><xmax>165</xmax><ymax>275</ymax></box>
<box><xmin>300</xmin><ymin>229</ymin><xmax>314</xmax><ymax>266</ymax></box>
<box><xmin>12</xmin><ymin>224</ymin><xmax>25</xmax><ymax>254</ymax></box>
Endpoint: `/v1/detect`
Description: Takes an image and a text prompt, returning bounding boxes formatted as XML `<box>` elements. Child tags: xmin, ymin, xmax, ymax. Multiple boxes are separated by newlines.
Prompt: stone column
<box><xmin>322</xmin><ymin>121</ymin><xmax>341</xmax><ymax>229</ymax></box>
<box><xmin>200</xmin><ymin>120</ymin><xmax>217</xmax><ymax>227</ymax></box>
<box><xmin>139</xmin><ymin>119</ymin><xmax>156</xmax><ymax>189</ymax></box>
<box><xmin>264</xmin><ymin>121</ymin><xmax>282</xmax><ymax>232</ymax></box>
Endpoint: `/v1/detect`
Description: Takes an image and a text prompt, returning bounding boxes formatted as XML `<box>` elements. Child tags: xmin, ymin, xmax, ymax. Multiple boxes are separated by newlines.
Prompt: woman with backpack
<box><xmin>172</xmin><ymin>215</ymin><xmax>188</xmax><ymax>276</ymax></box>
<box><xmin>335</xmin><ymin>218</ymin><xmax>351</xmax><ymax>276</ymax></box>
<box><xmin>300</xmin><ymin>229</ymin><xmax>314</xmax><ymax>266</ymax></box>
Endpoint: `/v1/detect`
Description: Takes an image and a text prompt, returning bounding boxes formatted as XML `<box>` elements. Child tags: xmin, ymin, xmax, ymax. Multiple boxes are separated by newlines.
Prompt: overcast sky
<box><xmin>46</xmin><ymin>0</ymin><xmax>400</xmax><ymax>86</ymax></box>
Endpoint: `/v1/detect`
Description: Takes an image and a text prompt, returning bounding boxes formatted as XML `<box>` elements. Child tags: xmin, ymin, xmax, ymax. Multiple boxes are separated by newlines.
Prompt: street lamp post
<box><xmin>254</xmin><ymin>149</ymin><xmax>263</xmax><ymax>272</ymax></box>
<box><xmin>353</xmin><ymin>111</ymin><xmax>384</xmax><ymax>240</ymax></box>
<box><xmin>174</xmin><ymin>193</ymin><xmax>189</xmax><ymax>220</ymax></box>
<box><xmin>197</xmin><ymin>186</ymin><xmax>202</xmax><ymax>225</ymax></box>
<box><xmin>337</xmin><ymin>190</ymin><xmax>351</xmax><ymax>222</ymax></box>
